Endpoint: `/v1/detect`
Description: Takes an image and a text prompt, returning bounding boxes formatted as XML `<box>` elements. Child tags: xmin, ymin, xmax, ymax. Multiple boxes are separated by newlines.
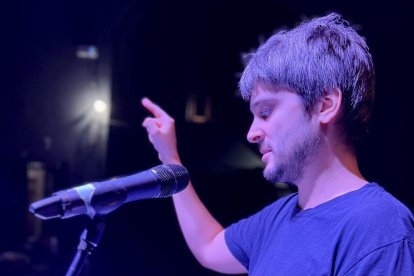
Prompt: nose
<box><xmin>247</xmin><ymin>120</ymin><xmax>263</xmax><ymax>144</ymax></box>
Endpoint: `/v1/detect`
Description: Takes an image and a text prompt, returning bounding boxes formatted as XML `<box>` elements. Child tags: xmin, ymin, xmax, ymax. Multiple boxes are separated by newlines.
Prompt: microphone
<box><xmin>29</xmin><ymin>164</ymin><xmax>189</xmax><ymax>220</ymax></box>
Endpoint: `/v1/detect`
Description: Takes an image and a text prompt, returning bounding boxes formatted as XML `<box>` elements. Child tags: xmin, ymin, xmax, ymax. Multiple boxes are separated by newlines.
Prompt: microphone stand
<box><xmin>65</xmin><ymin>216</ymin><xmax>106</xmax><ymax>276</ymax></box>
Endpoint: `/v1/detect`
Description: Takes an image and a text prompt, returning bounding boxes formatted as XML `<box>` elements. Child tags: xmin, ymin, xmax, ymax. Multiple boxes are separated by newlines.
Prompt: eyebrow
<box><xmin>250</xmin><ymin>96</ymin><xmax>278</xmax><ymax>113</ymax></box>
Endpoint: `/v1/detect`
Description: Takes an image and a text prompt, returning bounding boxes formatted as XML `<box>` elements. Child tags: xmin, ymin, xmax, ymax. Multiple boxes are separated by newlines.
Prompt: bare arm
<box><xmin>141</xmin><ymin>98</ymin><xmax>246</xmax><ymax>274</ymax></box>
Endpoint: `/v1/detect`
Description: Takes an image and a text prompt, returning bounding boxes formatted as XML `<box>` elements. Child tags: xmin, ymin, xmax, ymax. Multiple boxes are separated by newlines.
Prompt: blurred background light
<box><xmin>93</xmin><ymin>99</ymin><xmax>107</xmax><ymax>113</ymax></box>
<box><xmin>76</xmin><ymin>45</ymin><xmax>99</xmax><ymax>60</ymax></box>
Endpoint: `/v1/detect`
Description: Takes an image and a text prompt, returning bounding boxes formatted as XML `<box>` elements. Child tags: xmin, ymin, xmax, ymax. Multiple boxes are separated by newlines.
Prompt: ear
<box><xmin>318</xmin><ymin>88</ymin><xmax>342</xmax><ymax>124</ymax></box>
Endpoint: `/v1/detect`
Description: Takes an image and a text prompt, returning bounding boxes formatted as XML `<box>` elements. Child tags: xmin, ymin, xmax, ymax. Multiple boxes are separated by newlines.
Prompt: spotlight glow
<box><xmin>94</xmin><ymin>100</ymin><xmax>107</xmax><ymax>113</ymax></box>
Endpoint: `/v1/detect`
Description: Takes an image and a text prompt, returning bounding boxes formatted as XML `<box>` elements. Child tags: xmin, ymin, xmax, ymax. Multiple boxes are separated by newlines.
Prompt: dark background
<box><xmin>1</xmin><ymin>0</ymin><xmax>413</xmax><ymax>275</ymax></box>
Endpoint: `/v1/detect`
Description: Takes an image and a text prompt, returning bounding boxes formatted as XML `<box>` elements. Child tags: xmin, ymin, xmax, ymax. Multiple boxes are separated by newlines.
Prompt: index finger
<box><xmin>141</xmin><ymin>97</ymin><xmax>169</xmax><ymax>118</ymax></box>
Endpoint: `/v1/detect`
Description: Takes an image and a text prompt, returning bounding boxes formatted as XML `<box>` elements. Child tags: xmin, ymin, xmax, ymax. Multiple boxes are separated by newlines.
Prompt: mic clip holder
<box><xmin>65</xmin><ymin>216</ymin><xmax>106</xmax><ymax>276</ymax></box>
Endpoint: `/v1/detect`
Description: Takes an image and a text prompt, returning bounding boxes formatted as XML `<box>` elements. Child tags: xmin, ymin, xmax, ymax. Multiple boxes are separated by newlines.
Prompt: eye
<box><xmin>258</xmin><ymin>108</ymin><xmax>272</xmax><ymax>120</ymax></box>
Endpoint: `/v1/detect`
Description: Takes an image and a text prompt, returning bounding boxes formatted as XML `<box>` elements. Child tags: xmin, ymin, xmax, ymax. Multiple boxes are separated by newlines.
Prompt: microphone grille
<box><xmin>152</xmin><ymin>164</ymin><xmax>189</xmax><ymax>197</ymax></box>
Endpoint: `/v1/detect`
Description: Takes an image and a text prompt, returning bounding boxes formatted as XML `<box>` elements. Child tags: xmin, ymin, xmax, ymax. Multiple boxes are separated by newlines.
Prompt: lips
<box><xmin>259</xmin><ymin>145</ymin><xmax>271</xmax><ymax>156</ymax></box>
<box><xmin>261</xmin><ymin>152</ymin><xmax>271</xmax><ymax>162</ymax></box>
<box><xmin>259</xmin><ymin>146</ymin><xmax>272</xmax><ymax>162</ymax></box>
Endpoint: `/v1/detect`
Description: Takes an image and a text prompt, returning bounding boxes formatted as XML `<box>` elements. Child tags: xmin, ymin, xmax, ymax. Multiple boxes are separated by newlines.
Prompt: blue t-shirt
<box><xmin>225</xmin><ymin>183</ymin><xmax>414</xmax><ymax>275</ymax></box>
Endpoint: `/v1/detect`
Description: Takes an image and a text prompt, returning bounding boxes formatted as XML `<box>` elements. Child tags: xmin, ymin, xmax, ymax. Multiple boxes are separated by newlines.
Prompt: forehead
<box><xmin>250</xmin><ymin>82</ymin><xmax>298</xmax><ymax>107</ymax></box>
<box><xmin>251</xmin><ymin>82</ymin><xmax>296</xmax><ymax>98</ymax></box>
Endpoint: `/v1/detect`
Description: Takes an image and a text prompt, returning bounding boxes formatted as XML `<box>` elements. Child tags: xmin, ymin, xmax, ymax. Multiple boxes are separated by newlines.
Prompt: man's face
<box><xmin>247</xmin><ymin>83</ymin><xmax>321</xmax><ymax>185</ymax></box>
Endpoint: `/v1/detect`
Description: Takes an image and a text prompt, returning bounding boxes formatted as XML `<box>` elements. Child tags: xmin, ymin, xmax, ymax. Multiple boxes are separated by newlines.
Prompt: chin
<box><xmin>263</xmin><ymin>163</ymin><xmax>295</xmax><ymax>185</ymax></box>
<box><xmin>262</xmin><ymin>163</ymin><xmax>273</xmax><ymax>178</ymax></box>
<box><xmin>263</xmin><ymin>164</ymin><xmax>280</xmax><ymax>183</ymax></box>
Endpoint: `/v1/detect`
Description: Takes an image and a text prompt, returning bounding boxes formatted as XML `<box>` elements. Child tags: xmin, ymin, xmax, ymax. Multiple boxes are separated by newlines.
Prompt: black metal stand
<box><xmin>65</xmin><ymin>216</ymin><xmax>106</xmax><ymax>276</ymax></box>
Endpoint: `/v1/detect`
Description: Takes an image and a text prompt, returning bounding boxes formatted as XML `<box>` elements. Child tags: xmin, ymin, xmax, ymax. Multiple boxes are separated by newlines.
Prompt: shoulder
<box><xmin>333</xmin><ymin>183</ymin><xmax>414</xmax><ymax>274</ymax></box>
<box><xmin>343</xmin><ymin>183</ymin><xmax>414</xmax><ymax>241</ymax></box>
<box><xmin>224</xmin><ymin>192</ymin><xmax>298</xmax><ymax>268</ymax></box>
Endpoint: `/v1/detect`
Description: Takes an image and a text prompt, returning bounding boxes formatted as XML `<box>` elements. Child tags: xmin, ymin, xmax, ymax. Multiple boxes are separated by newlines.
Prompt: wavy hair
<box><xmin>239</xmin><ymin>13</ymin><xmax>375</xmax><ymax>147</ymax></box>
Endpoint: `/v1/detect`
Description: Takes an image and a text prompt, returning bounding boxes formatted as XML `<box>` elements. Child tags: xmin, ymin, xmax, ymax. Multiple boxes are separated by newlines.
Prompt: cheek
<box><xmin>269</xmin><ymin>119</ymin><xmax>309</xmax><ymax>149</ymax></box>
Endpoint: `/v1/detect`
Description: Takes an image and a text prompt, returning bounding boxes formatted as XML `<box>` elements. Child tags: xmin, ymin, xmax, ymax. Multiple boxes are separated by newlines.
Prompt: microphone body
<box><xmin>29</xmin><ymin>164</ymin><xmax>189</xmax><ymax>220</ymax></box>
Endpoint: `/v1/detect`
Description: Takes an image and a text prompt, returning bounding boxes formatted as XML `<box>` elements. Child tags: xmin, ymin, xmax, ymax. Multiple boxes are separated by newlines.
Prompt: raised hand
<box><xmin>142</xmin><ymin>99</ymin><xmax>244</xmax><ymax>274</ymax></box>
<box><xmin>141</xmin><ymin>97</ymin><xmax>181</xmax><ymax>165</ymax></box>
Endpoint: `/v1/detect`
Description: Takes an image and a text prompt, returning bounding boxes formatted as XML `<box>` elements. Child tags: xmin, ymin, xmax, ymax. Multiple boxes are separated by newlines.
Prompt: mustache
<box><xmin>258</xmin><ymin>142</ymin><xmax>272</xmax><ymax>154</ymax></box>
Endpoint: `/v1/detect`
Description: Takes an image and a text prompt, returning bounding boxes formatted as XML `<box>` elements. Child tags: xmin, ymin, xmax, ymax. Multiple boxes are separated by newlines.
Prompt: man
<box><xmin>142</xmin><ymin>13</ymin><xmax>414</xmax><ymax>275</ymax></box>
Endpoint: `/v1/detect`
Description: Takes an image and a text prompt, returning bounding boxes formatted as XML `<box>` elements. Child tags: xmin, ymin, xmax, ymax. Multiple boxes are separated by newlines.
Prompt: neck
<box><xmin>296</xmin><ymin>142</ymin><xmax>367</xmax><ymax>210</ymax></box>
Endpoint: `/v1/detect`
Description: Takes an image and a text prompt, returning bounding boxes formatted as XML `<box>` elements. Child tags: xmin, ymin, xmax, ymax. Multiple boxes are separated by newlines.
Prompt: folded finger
<box><xmin>142</xmin><ymin>117</ymin><xmax>161</xmax><ymax>133</ymax></box>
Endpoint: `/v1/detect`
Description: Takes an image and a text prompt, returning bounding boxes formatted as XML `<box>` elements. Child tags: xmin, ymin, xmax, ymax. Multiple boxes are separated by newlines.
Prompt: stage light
<box><xmin>93</xmin><ymin>100</ymin><xmax>107</xmax><ymax>113</ymax></box>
